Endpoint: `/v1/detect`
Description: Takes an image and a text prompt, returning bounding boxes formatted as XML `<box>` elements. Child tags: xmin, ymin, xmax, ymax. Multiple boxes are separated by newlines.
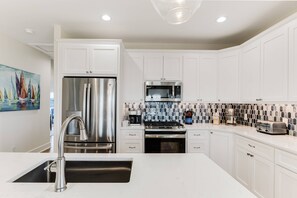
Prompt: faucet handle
<box><xmin>44</xmin><ymin>160</ymin><xmax>57</xmax><ymax>173</ymax></box>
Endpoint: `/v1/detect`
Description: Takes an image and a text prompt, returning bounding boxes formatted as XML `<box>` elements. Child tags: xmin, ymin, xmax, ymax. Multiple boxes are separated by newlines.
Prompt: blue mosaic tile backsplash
<box><xmin>123</xmin><ymin>102</ymin><xmax>297</xmax><ymax>130</ymax></box>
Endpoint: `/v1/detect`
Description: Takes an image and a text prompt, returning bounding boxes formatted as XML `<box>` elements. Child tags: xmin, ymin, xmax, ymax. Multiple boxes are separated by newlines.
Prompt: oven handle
<box><xmin>145</xmin><ymin>134</ymin><xmax>185</xmax><ymax>139</ymax></box>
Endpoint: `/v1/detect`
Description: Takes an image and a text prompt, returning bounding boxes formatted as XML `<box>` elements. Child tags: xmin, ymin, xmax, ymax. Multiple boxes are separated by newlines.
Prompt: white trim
<box><xmin>27</xmin><ymin>142</ymin><xmax>50</xmax><ymax>153</ymax></box>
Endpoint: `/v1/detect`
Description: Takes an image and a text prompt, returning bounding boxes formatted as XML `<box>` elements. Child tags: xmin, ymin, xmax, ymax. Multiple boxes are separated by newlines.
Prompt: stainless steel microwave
<box><xmin>144</xmin><ymin>81</ymin><xmax>182</xmax><ymax>102</ymax></box>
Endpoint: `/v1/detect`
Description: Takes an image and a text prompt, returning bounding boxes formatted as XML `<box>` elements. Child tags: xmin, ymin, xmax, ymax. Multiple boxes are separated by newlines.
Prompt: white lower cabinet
<box><xmin>275</xmin><ymin>149</ymin><xmax>297</xmax><ymax>198</ymax></box>
<box><xmin>209</xmin><ymin>130</ymin><xmax>234</xmax><ymax>176</ymax></box>
<box><xmin>235</xmin><ymin>136</ymin><xmax>274</xmax><ymax>198</ymax></box>
<box><xmin>187</xmin><ymin>130</ymin><xmax>209</xmax><ymax>156</ymax></box>
<box><xmin>119</xmin><ymin>129</ymin><xmax>144</xmax><ymax>153</ymax></box>
<box><xmin>275</xmin><ymin>165</ymin><xmax>297</xmax><ymax>198</ymax></box>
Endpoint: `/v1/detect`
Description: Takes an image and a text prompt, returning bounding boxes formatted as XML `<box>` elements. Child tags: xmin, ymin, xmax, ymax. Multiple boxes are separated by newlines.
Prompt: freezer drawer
<box><xmin>64</xmin><ymin>142</ymin><xmax>115</xmax><ymax>153</ymax></box>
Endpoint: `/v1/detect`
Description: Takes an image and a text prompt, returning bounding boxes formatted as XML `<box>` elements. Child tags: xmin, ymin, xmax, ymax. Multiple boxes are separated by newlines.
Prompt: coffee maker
<box><xmin>226</xmin><ymin>108</ymin><xmax>236</xmax><ymax>125</ymax></box>
<box><xmin>129</xmin><ymin>110</ymin><xmax>142</xmax><ymax>125</ymax></box>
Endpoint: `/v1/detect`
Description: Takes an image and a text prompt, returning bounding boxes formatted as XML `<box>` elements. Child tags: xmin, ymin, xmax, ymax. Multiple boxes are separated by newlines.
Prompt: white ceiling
<box><xmin>1</xmin><ymin>0</ymin><xmax>297</xmax><ymax>54</ymax></box>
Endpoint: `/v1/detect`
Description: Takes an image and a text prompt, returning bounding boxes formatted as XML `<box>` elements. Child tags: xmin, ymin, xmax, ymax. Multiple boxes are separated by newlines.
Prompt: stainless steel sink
<box><xmin>13</xmin><ymin>160</ymin><xmax>132</xmax><ymax>183</ymax></box>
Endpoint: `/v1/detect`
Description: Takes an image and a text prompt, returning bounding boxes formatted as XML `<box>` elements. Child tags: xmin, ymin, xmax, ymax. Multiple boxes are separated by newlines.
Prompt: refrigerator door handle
<box><xmin>82</xmin><ymin>83</ymin><xmax>87</xmax><ymax>124</ymax></box>
<box><xmin>86</xmin><ymin>83</ymin><xmax>91</xmax><ymax>132</ymax></box>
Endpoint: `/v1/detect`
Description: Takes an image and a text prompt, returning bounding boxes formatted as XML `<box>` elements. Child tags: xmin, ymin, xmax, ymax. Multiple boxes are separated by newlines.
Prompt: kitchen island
<box><xmin>0</xmin><ymin>152</ymin><xmax>256</xmax><ymax>198</ymax></box>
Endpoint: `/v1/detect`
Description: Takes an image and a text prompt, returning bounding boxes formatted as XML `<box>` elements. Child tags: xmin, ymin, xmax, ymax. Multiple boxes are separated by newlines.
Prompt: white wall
<box><xmin>0</xmin><ymin>33</ymin><xmax>51</xmax><ymax>152</ymax></box>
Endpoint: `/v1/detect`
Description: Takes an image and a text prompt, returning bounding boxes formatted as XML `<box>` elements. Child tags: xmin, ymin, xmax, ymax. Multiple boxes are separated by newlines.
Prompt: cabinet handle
<box><xmin>218</xmin><ymin>99</ymin><xmax>220</xmax><ymax>102</ymax></box>
<box><xmin>210</xmin><ymin>132</ymin><xmax>213</xmax><ymax>134</ymax></box>
<box><xmin>129</xmin><ymin>134</ymin><xmax>137</xmax><ymax>136</ymax></box>
<box><xmin>250</xmin><ymin>154</ymin><xmax>254</xmax><ymax>157</ymax></box>
<box><xmin>194</xmin><ymin>147</ymin><xmax>201</xmax><ymax>149</ymax></box>
<box><xmin>89</xmin><ymin>71</ymin><xmax>92</xmax><ymax>74</ymax></box>
<box><xmin>247</xmin><ymin>153</ymin><xmax>250</xmax><ymax>156</ymax></box>
<box><xmin>194</xmin><ymin>134</ymin><xmax>201</xmax><ymax>136</ymax></box>
<box><xmin>86</xmin><ymin>71</ymin><xmax>89</xmax><ymax>74</ymax></box>
<box><xmin>129</xmin><ymin>146</ymin><xmax>136</xmax><ymax>149</ymax></box>
<box><xmin>248</xmin><ymin>144</ymin><xmax>255</xmax><ymax>148</ymax></box>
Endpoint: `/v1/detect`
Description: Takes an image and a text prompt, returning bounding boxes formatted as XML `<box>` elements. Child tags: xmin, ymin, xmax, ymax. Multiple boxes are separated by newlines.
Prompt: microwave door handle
<box><xmin>86</xmin><ymin>83</ymin><xmax>91</xmax><ymax>132</ymax></box>
<box><xmin>82</xmin><ymin>83</ymin><xmax>87</xmax><ymax>125</ymax></box>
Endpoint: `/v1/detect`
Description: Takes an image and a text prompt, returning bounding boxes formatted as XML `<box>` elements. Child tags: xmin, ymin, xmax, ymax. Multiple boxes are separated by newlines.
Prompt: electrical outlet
<box><xmin>244</xmin><ymin>114</ymin><xmax>248</xmax><ymax>121</ymax></box>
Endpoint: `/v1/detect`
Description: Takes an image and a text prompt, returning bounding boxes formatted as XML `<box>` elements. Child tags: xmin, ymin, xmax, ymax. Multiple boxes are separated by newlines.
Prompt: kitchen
<box><xmin>1</xmin><ymin>1</ymin><xmax>297</xmax><ymax>198</ymax></box>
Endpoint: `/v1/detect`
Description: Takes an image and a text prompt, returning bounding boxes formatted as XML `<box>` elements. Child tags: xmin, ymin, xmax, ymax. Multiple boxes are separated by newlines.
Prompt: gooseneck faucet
<box><xmin>55</xmin><ymin>114</ymin><xmax>88</xmax><ymax>192</ymax></box>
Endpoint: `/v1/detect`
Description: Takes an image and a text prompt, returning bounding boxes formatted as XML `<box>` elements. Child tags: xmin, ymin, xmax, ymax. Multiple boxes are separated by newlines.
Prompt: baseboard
<box><xmin>27</xmin><ymin>142</ymin><xmax>51</xmax><ymax>153</ymax></box>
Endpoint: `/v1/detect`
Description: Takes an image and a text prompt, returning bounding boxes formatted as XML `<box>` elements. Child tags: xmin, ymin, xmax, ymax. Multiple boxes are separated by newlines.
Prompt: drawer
<box><xmin>236</xmin><ymin>135</ymin><xmax>274</xmax><ymax>161</ymax></box>
<box><xmin>187</xmin><ymin>130</ymin><xmax>209</xmax><ymax>140</ymax></box>
<box><xmin>120</xmin><ymin>140</ymin><xmax>143</xmax><ymax>153</ymax></box>
<box><xmin>121</xmin><ymin>130</ymin><xmax>143</xmax><ymax>140</ymax></box>
<box><xmin>275</xmin><ymin>149</ymin><xmax>297</xmax><ymax>174</ymax></box>
<box><xmin>187</xmin><ymin>140</ymin><xmax>209</xmax><ymax>155</ymax></box>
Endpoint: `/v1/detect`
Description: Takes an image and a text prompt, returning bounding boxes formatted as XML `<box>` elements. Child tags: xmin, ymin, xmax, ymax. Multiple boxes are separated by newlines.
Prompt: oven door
<box><xmin>144</xmin><ymin>133</ymin><xmax>186</xmax><ymax>153</ymax></box>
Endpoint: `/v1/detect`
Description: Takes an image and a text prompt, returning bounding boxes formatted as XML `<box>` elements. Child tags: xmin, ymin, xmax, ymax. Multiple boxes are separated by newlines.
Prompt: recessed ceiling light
<box><xmin>102</xmin><ymin>15</ymin><xmax>111</xmax><ymax>21</ymax></box>
<box><xmin>24</xmin><ymin>28</ymin><xmax>34</xmax><ymax>34</ymax></box>
<box><xmin>216</xmin><ymin>16</ymin><xmax>227</xmax><ymax>23</ymax></box>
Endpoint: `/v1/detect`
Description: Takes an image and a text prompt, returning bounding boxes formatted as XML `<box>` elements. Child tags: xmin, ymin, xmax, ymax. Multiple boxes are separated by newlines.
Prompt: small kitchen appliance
<box><xmin>184</xmin><ymin>110</ymin><xmax>193</xmax><ymax>125</ymax></box>
<box><xmin>144</xmin><ymin>81</ymin><xmax>182</xmax><ymax>102</ymax></box>
<box><xmin>256</xmin><ymin>120</ymin><xmax>287</xmax><ymax>135</ymax></box>
<box><xmin>129</xmin><ymin>110</ymin><xmax>142</xmax><ymax>125</ymax></box>
<box><xmin>226</xmin><ymin>108</ymin><xmax>236</xmax><ymax>125</ymax></box>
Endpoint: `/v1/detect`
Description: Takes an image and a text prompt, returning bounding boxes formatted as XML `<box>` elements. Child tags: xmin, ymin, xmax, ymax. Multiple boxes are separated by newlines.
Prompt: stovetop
<box><xmin>144</xmin><ymin>121</ymin><xmax>184</xmax><ymax>130</ymax></box>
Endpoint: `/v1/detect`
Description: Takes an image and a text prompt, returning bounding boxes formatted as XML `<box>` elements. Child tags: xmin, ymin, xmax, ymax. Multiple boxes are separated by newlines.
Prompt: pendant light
<box><xmin>151</xmin><ymin>0</ymin><xmax>203</xmax><ymax>25</ymax></box>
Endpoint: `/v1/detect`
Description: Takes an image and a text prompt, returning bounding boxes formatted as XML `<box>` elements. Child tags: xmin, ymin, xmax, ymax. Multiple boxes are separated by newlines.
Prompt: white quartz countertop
<box><xmin>0</xmin><ymin>152</ymin><xmax>256</xmax><ymax>198</ymax></box>
<box><xmin>121</xmin><ymin>123</ymin><xmax>297</xmax><ymax>155</ymax></box>
<box><xmin>184</xmin><ymin>123</ymin><xmax>297</xmax><ymax>155</ymax></box>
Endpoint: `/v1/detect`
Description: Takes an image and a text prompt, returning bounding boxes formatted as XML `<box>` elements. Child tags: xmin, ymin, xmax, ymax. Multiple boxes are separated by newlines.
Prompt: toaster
<box><xmin>256</xmin><ymin>120</ymin><xmax>287</xmax><ymax>135</ymax></box>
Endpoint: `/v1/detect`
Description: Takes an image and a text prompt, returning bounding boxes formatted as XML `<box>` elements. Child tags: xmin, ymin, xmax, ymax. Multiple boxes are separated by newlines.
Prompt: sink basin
<box><xmin>13</xmin><ymin>160</ymin><xmax>132</xmax><ymax>183</ymax></box>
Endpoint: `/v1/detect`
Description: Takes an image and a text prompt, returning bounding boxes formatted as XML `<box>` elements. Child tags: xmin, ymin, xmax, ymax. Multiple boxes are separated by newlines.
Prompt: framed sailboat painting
<box><xmin>0</xmin><ymin>64</ymin><xmax>40</xmax><ymax>112</ymax></box>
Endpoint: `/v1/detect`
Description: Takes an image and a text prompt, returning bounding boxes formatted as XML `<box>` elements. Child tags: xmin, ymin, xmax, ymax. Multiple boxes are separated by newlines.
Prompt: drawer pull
<box><xmin>193</xmin><ymin>147</ymin><xmax>201</xmax><ymax>149</ymax></box>
<box><xmin>129</xmin><ymin>146</ymin><xmax>136</xmax><ymax>149</ymax></box>
<box><xmin>193</xmin><ymin>134</ymin><xmax>201</xmax><ymax>136</ymax></box>
<box><xmin>129</xmin><ymin>134</ymin><xmax>137</xmax><ymax>136</ymax></box>
<box><xmin>248</xmin><ymin>144</ymin><xmax>255</xmax><ymax>148</ymax></box>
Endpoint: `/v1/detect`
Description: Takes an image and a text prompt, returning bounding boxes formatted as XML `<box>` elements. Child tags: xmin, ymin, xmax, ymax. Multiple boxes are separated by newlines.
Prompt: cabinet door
<box><xmin>217</xmin><ymin>50</ymin><xmax>239</xmax><ymax>102</ymax></box>
<box><xmin>235</xmin><ymin>146</ymin><xmax>252</xmax><ymax>189</ymax></box>
<box><xmin>90</xmin><ymin>45</ymin><xmax>118</xmax><ymax>75</ymax></box>
<box><xmin>275</xmin><ymin>165</ymin><xmax>297</xmax><ymax>198</ymax></box>
<box><xmin>60</xmin><ymin>44</ymin><xmax>89</xmax><ymax>74</ymax></box>
<box><xmin>143</xmin><ymin>54</ymin><xmax>163</xmax><ymax>80</ymax></box>
<box><xmin>163</xmin><ymin>54</ymin><xmax>182</xmax><ymax>80</ymax></box>
<box><xmin>199</xmin><ymin>54</ymin><xmax>217</xmax><ymax>102</ymax></box>
<box><xmin>122</xmin><ymin>52</ymin><xmax>144</xmax><ymax>102</ymax></box>
<box><xmin>288</xmin><ymin>20</ymin><xmax>297</xmax><ymax>101</ymax></box>
<box><xmin>209</xmin><ymin>131</ymin><xmax>234</xmax><ymax>176</ymax></box>
<box><xmin>261</xmin><ymin>27</ymin><xmax>288</xmax><ymax>101</ymax></box>
<box><xmin>240</xmin><ymin>41</ymin><xmax>261</xmax><ymax>102</ymax></box>
<box><xmin>251</xmin><ymin>155</ymin><xmax>274</xmax><ymax>198</ymax></box>
<box><xmin>183</xmin><ymin>56</ymin><xmax>198</xmax><ymax>101</ymax></box>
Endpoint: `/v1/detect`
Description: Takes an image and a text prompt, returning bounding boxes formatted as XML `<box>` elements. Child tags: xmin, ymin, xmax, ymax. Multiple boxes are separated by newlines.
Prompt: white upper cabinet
<box><xmin>122</xmin><ymin>52</ymin><xmax>144</xmax><ymax>102</ymax></box>
<box><xmin>199</xmin><ymin>54</ymin><xmax>217</xmax><ymax>102</ymax></box>
<box><xmin>217</xmin><ymin>49</ymin><xmax>239</xmax><ymax>102</ymax></box>
<box><xmin>143</xmin><ymin>53</ymin><xmax>182</xmax><ymax>81</ymax></box>
<box><xmin>261</xmin><ymin>27</ymin><xmax>288</xmax><ymax>101</ymax></box>
<box><xmin>89</xmin><ymin>45</ymin><xmax>118</xmax><ymax>75</ymax></box>
<box><xmin>288</xmin><ymin>20</ymin><xmax>297</xmax><ymax>101</ymax></box>
<box><xmin>143</xmin><ymin>53</ymin><xmax>164</xmax><ymax>80</ymax></box>
<box><xmin>163</xmin><ymin>54</ymin><xmax>182</xmax><ymax>80</ymax></box>
<box><xmin>182</xmin><ymin>53</ymin><xmax>217</xmax><ymax>102</ymax></box>
<box><xmin>240</xmin><ymin>41</ymin><xmax>261</xmax><ymax>102</ymax></box>
<box><xmin>183</xmin><ymin>55</ymin><xmax>199</xmax><ymax>102</ymax></box>
<box><xmin>59</xmin><ymin>42</ymin><xmax>119</xmax><ymax>75</ymax></box>
<box><xmin>60</xmin><ymin>44</ymin><xmax>89</xmax><ymax>74</ymax></box>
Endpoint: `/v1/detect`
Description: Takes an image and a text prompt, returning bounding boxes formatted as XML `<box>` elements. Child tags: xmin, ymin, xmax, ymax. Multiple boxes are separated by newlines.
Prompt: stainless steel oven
<box><xmin>144</xmin><ymin>122</ymin><xmax>186</xmax><ymax>153</ymax></box>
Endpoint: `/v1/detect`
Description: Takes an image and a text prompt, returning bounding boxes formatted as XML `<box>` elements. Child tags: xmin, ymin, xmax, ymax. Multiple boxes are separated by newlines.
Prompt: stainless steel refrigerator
<box><xmin>62</xmin><ymin>77</ymin><xmax>116</xmax><ymax>153</ymax></box>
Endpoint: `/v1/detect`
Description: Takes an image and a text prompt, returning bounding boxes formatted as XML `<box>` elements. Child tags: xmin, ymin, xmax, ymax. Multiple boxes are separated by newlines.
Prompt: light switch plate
<box><xmin>244</xmin><ymin>114</ymin><xmax>248</xmax><ymax>121</ymax></box>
